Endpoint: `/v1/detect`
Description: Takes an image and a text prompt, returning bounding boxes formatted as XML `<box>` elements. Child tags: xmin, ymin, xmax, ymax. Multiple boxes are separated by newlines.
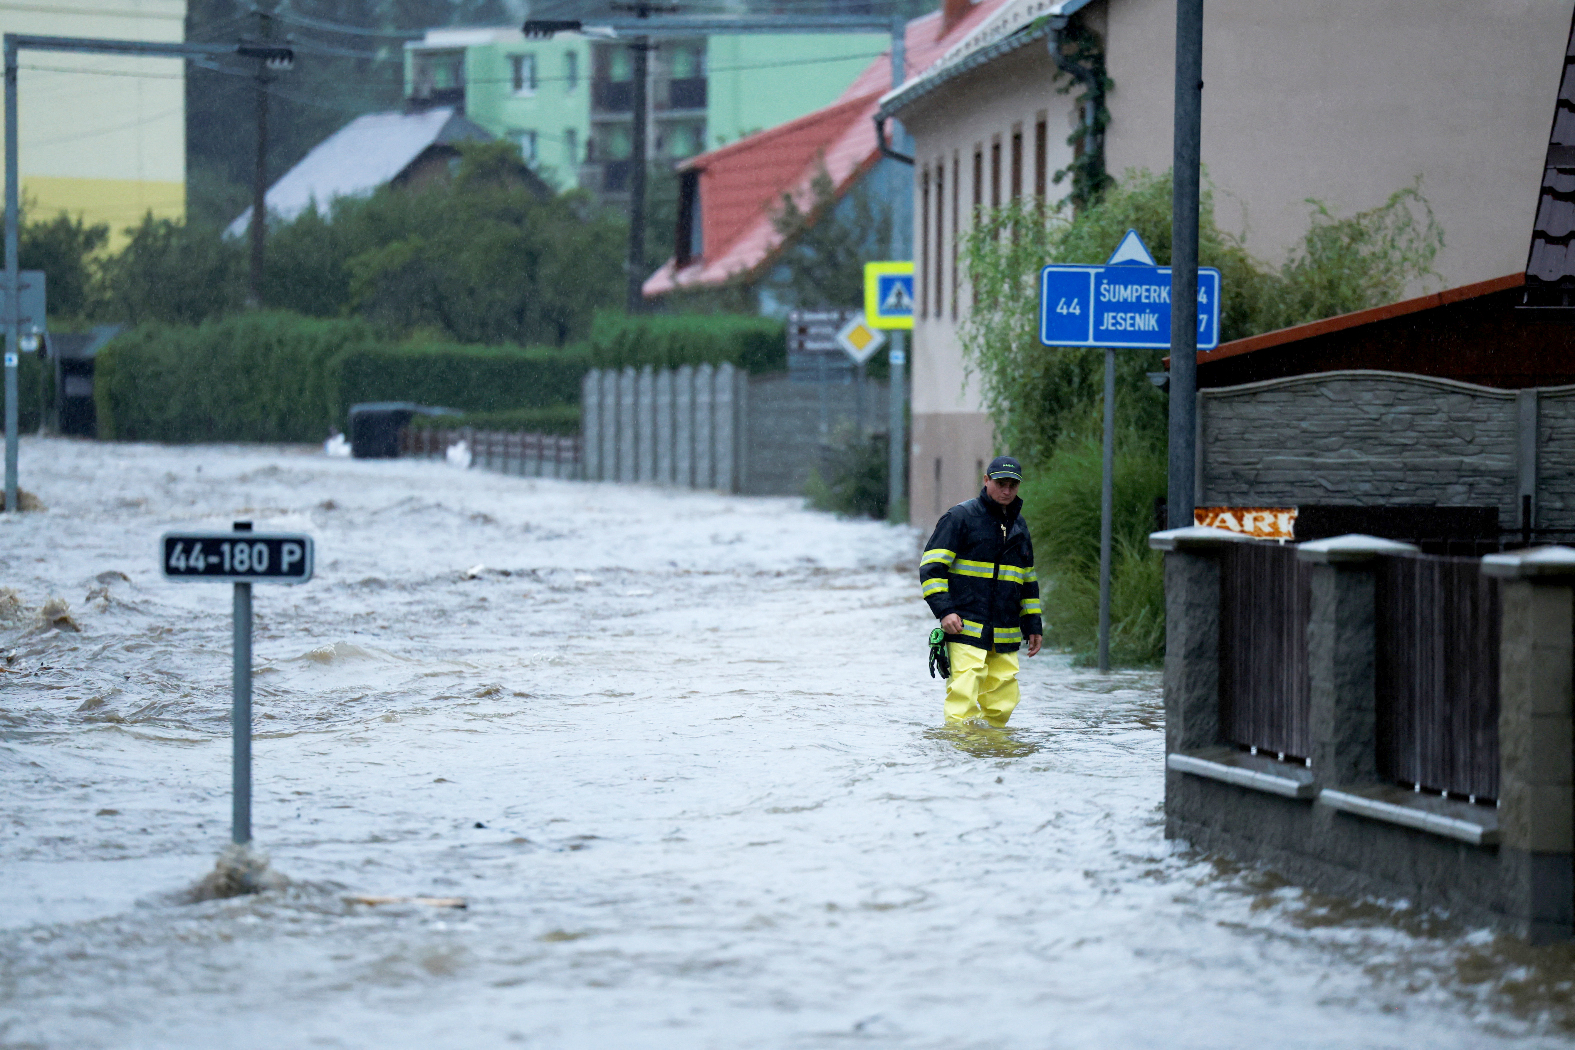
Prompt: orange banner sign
<box><xmin>1193</xmin><ymin>506</ymin><xmax>1297</xmax><ymax>540</ymax></box>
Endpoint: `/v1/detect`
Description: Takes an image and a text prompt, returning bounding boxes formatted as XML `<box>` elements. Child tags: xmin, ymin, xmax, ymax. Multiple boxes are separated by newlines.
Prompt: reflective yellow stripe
<box><xmin>998</xmin><ymin>564</ymin><xmax>1034</xmax><ymax>584</ymax></box>
<box><xmin>1020</xmin><ymin>598</ymin><xmax>1042</xmax><ymax>615</ymax></box>
<box><xmin>957</xmin><ymin>618</ymin><xmax>984</xmax><ymax>638</ymax></box>
<box><xmin>922</xmin><ymin>578</ymin><xmax>950</xmax><ymax>597</ymax></box>
<box><xmin>995</xmin><ymin>627</ymin><xmax>1023</xmax><ymax>645</ymax></box>
<box><xmin>952</xmin><ymin>559</ymin><xmax>995</xmax><ymax>579</ymax></box>
<box><xmin>921</xmin><ymin>548</ymin><xmax>956</xmax><ymax>567</ymax></box>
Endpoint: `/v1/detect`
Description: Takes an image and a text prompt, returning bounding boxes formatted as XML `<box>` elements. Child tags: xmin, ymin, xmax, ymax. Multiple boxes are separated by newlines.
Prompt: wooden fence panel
<box><xmin>1218</xmin><ymin>542</ymin><xmax>1313</xmax><ymax>761</ymax></box>
<box><xmin>1375</xmin><ymin>554</ymin><xmax>1501</xmax><ymax>801</ymax></box>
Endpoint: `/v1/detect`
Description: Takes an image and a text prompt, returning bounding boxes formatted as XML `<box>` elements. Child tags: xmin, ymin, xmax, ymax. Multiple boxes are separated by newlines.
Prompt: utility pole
<box><xmin>3</xmin><ymin>33</ymin><xmax>292</xmax><ymax>511</ymax></box>
<box><xmin>626</xmin><ymin>33</ymin><xmax>649</xmax><ymax>314</ymax></box>
<box><xmin>1167</xmin><ymin>0</ymin><xmax>1204</xmax><ymax>530</ymax></box>
<box><xmin>247</xmin><ymin>8</ymin><xmax>278</xmax><ymax>308</ymax></box>
<box><xmin>886</xmin><ymin>13</ymin><xmax>907</xmax><ymax>524</ymax></box>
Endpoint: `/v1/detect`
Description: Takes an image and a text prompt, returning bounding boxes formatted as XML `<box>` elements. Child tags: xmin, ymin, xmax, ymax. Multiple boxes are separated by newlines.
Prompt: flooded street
<box><xmin>3</xmin><ymin>437</ymin><xmax>1575</xmax><ymax>1049</ymax></box>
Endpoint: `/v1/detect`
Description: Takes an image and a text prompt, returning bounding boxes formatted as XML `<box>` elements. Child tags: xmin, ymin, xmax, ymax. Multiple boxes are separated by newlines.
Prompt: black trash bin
<box><xmin>348</xmin><ymin>402</ymin><xmax>459</xmax><ymax>458</ymax></box>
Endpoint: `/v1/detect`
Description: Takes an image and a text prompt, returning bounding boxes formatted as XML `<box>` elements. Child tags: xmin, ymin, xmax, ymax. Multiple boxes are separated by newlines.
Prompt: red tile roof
<box><xmin>644</xmin><ymin>0</ymin><xmax>1012</xmax><ymax>297</ymax></box>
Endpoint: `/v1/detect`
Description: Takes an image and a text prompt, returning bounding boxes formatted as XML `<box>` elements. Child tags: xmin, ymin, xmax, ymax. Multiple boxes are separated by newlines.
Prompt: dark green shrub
<box><xmin>405</xmin><ymin>404</ymin><xmax>581</xmax><ymax>435</ymax></box>
<box><xmin>589</xmin><ymin>311</ymin><xmax>785</xmax><ymax>374</ymax></box>
<box><xmin>93</xmin><ymin>311</ymin><xmax>592</xmax><ymax>443</ymax></box>
<box><xmin>333</xmin><ymin>341</ymin><xmax>589</xmax><ymax>418</ymax></box>
<box><xmin>805</xmin><ymin>428</ymin><xmax>888</xmax><ymax>519</ymax></box>
<box><xmin>94</xmin><ymin>311</ymin><xmax>367</xmax><ymax>442</ymax></box>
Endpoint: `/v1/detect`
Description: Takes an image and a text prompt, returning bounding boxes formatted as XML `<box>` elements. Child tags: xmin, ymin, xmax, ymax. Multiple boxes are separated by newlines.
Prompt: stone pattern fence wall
<box><xmin>582</xmin><ymin>365</ymin><xmax>887</xmax><ymax>496</ymax></box>
<box><xmin>1200</xmin><ymin>371</ymin><xmax>1575</xmax><ymax>532</ymax></box>
<box><xmin>1156</xmin><ymin>527</ymin><xmax>1575</xmax><ymax>943</ymax></box>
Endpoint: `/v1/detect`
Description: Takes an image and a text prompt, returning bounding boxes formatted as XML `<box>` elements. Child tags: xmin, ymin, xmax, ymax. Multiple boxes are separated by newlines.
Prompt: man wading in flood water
<box><xmin>919</xmin><ymin>456</ymin><xmax>1043</xmax><ymax>725</ymax></box>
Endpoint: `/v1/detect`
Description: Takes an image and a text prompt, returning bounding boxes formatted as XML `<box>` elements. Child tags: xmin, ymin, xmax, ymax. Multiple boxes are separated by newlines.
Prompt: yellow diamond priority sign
<box><xmin>836</xmin><ymin>315</ymin><xmax>886</xmax><ymax>365</ymax></box>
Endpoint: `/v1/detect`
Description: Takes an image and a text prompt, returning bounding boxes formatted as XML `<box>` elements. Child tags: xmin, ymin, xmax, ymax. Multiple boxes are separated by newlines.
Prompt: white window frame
<box><xmin>510</xmin><ymin>53</ymin><xmax>537</xmax><ymax>95</ymax></box>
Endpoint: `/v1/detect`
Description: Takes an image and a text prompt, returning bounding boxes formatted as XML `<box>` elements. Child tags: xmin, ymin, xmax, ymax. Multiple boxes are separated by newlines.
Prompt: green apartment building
<box><xmin>406</xmin><ymin>27</ymin><xmax>887</xmax><ymax>197</ymax></box>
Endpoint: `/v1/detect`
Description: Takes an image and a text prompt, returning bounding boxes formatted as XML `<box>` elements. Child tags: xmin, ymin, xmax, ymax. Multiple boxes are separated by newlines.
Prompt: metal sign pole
<box><xmin>887</xmin><ymin>331</ymin><xmax>905</xmax><ymax>521</ymax></box>
<box><xmin>4</xmin><ymin>36</ymin><xmax>18</xmax><ymax>515</ymax></box>
<box><xmin>231</xmin><ymin>520</ymin><xmax>253</xmax><ymax>844</ymax></box>
<box><xmin>1167</xmin><ymin>0</ymin><xmax>1204</xmax><ymax>529</ymax></box>
<box><xmin>1098</xmin><ymin>346</ymin><xmax>1115</xmax><ymax>672</ymax></box>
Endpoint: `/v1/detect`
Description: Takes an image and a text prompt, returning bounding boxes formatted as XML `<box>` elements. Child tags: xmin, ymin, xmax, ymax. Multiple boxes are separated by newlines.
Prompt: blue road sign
<box><xmin>1038</xmin><ymin>230</ymin><xmax>1221</xmax><ymax>350</ymax></box>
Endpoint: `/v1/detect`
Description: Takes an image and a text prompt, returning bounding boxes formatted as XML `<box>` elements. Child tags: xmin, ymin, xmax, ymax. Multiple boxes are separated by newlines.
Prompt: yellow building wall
<box><xmin>0</xmin><ymin>0</ymin><xmax>187</xmax><ymax>242</ymax></box>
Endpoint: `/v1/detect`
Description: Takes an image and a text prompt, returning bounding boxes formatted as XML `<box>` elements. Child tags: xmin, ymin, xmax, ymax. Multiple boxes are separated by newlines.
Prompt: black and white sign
<box><xmin>161</xmin><ymin>532</ymin><xmax>314</xmax><ymax>583</ymax></box>
<box><xmin>787</xmin><ymin>309</ymin><xmax>858</xmax><ymax>383</ymax></box>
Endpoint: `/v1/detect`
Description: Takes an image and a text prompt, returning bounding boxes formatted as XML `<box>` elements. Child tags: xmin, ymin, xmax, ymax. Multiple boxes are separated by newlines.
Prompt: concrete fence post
<box><xmin>655</xmin><ymin>368</ymin><xmax>674</xmax><ymax>485</ymax></box>
<box><xmin>734</xmin><ymin>367</ymin><xmax>750</xmax><ymax>495</ymax></box>
<box><xmin>1483</xmin><ymin>546</ymin><xmax>1575</xmax><ymax>942</ymax></box>
<box><xmin>1149</xmin><ymin>526</ymin><xmax>1248</xmax><ymax>759</ymax></box>
<box><xmin>714</xmin><ymin>363</ymin><xmax>736</xmax><ymax>494</ymax></box>
<box><xmin>694</xmin><ymin>362</ymin><xmax>715</xmax><ymax>490</ymax></box>
<box><xmin>582</xmin><ymin>370</ymin><xmax>601</xmax><ymax>482</ymax></box>
<box><xmin>637</xmin><ymin>365</ymin><xmax>656</xmax><ymax>483</ymax></box>
<box><xmin>675</xmin><ymin>364</ymin><xmax>694</xmax><ymax>488</ymax></box>
<box><xmin>618</xmin><ymin>366</ymin><xmax>638</xmax><ymax>484</ymax></box>
<box><xmin>1297</xmin><ymin>535</ymin><xmax>1418</xmax><ymax>787</ymax></box>
<box><xmin>599</xmin><ymin>368</ymin><xmax>618</xmax><ymax>481</ymax></box>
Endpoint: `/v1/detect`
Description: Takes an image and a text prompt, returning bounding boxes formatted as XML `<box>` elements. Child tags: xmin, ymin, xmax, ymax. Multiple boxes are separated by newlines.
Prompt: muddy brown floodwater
<box><xmin>3</xmin><ymin>437</ymin><xmax>1575</xmax><ymax>1049</ymax></box>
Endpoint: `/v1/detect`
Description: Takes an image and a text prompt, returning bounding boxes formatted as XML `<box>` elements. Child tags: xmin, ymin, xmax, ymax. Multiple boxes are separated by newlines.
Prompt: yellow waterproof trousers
<box><xmin>944</xmin><ymin>643</ymin><xmax>1021</xmax><ymax>726</ymax></box>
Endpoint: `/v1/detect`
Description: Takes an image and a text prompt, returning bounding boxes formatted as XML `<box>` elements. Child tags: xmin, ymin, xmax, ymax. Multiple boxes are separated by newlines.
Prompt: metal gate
<box><xmin>1375</xmin><ymin>554</ymin><xmax>1500</xmax><ymax>802</ymax></box>
<box><xmin>1219</xmin><ymin>541</ymin><xmax>1313</xmax><ymax>761</ymax></box>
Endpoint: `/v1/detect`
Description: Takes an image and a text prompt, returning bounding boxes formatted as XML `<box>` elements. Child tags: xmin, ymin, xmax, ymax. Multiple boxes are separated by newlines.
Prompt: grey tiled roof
<box><xmin>1525</xmin><ymin>14</ymin><xmax>1575</xmax><ymax>305</ymax></box>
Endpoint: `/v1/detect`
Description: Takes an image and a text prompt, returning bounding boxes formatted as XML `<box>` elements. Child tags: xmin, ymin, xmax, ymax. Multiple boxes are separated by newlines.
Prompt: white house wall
<box><xmin>900</xmin><ymin>42</ymin><xmax>1080</xmax><ymax>533</ymax></box>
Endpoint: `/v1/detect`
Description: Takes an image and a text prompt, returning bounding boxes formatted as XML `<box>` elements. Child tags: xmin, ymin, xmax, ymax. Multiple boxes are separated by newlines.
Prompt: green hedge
<box><xmin>589</xmin><ymin>311</ymin><xmax>785</xmax><ymax>374</ymax></box>
<box><xmin>94</xmin><ymin>312</ymin><xmax>589</xmax><ymax>443</ymax></box>
<box><xmin>405</xmin><ymin>404</ymin><xmax>581</xmax><ymax>435</ymax></box>
<box><xmin>95</xmin><ymin>313</ymin><xmax>360</xmax><ymax>443</ymax></box>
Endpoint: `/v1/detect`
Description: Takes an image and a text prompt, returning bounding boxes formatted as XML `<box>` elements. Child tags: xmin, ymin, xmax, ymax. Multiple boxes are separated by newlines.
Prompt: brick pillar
<box><xmin>1297</xmin><ymin>535</ymin><xmax>1416</xmax><ymax>786</ymax></box>
<box><xmin>1483</xmin><ymin>546</ymin><xmax>1575</xmax><ymax>942</ymax></box>
<box><xmin>1149</xmin><ymin>526</ymin><xmax>1248</xmax><ymax>756</ymax></box>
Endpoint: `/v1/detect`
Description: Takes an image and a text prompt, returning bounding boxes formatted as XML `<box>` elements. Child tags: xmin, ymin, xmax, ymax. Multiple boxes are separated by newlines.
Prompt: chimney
<box><xmin>942</xmin><ymin>0</ymin><xmax>975</xmax><ymax>36</ymax></box>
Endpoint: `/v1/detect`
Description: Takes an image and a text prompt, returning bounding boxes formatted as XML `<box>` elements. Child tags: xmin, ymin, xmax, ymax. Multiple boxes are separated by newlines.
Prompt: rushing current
<box><xmin>3</xmin><ymin>437</ymin><xmax>1574</xmax><ymax>1049</ymax></box>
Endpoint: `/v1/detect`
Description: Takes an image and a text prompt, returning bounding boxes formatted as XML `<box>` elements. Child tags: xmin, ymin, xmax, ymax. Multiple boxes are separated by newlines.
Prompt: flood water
<box><xmin>3</xmin><ymin>437</ymin><xmax>1575</xmax><ymax>1049</ymax></box>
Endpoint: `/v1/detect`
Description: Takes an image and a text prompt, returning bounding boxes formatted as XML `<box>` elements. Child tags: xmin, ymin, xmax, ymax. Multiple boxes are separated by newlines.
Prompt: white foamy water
<box><xmin>2</xmin><ymin>437</ymin><xmax>1573</xmax><ymax>1049</ymax></box>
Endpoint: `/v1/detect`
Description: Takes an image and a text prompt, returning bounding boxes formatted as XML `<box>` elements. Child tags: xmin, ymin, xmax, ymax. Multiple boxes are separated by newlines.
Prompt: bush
<box><xmin>94</xmin><ymin>312</ymin><xmax>367</xmax><ymax>442</ymax></box>
<box><xmin>94</xmin><ymin>311</ymin><xmax>592</xmax><ymax>443</ymax></box>
<box><xmin>334</xmin><ymin>341</ymin><xmax>588</xmax><ymax>416</ymax></box>
<box><xmin>1019</xmin><ymin>420</ymin><xmax>1168</xmax><ymax>667</ymax></box>
<box><xmin>404</xmin><ymin>404</ymin><xmax>581</xmax><ymax>435</ymax></box>
<box><xmin>805</xmin><ymin>428</ymin><xmax>888</xmax><ymax>519</ymax></box>
<box><xmin>588</xmin><ymin>311</ymin><xmax>785</xmax><ymax>374</ymax></box>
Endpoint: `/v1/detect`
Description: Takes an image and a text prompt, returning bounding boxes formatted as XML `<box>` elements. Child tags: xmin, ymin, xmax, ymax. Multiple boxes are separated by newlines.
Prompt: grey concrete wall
<box><xmin>714</xmin><ymin>363</ymin><xmax>736</xmax><ymax>493</ymax></box>
<box><xmin>1199</xmin><ymin>371</ymin><xmax>1575</xmax><ymax>530</ymax></box>
<box><xmin>741</xmin><ymin>375</ymin><xmax>890</xmax><ymax>497</ymax></box>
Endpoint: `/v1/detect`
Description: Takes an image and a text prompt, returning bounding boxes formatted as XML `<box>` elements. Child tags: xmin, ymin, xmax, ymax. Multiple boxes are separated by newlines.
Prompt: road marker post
<box><xmin>162</xmin><ymin>520</ymin><xmax>314</xmax><ymax>844</ymax></box>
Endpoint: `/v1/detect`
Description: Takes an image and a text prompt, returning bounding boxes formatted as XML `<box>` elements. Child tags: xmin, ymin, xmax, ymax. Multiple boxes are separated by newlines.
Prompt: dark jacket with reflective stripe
<box><xmin>919</xmin><ymin>489</ymin><xmax>1043</xmax><ymax>652</ymax></box>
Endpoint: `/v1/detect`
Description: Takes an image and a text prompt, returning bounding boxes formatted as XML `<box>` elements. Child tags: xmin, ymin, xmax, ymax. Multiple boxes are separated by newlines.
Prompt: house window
<box><xmin>510</xmin><ymin>54</ymin><xmax>536</xmax><ymax>94</ymax></box>
<box><xmin>565</xmin><ymin>50</ymin><xmax>579</xmax><ymax>91</ymax></box>
<box><xmin>510</xmin><ymin>129</ymin><xmax>538</xmax><ymax>162</ymax></box>
<box><xmin>952</xmin><ymin>151</ymin><xmax>960</xmax><ymax>319</ymax></box>
<box><xmin>990</xmin><ymin>138</ymin><xmax>1001</xmax><ymax>209</ymax></box>
<box><xmin>1035</xmin><ymin>116</ymin><xmax>1047</xmax><ymax>203</ymax></box>
<box><xmin>919</xmin><ymin>167</ymin><xmax>930</xmax><ymax>319</ymax></box>
<box><xmin>412</xmin><ymin>49</ymin><xmax>465</xmax><ymax>97</ymax></box>
<box><xmin>564</xmin><ymin>128</ymin><xmax>579</xmax><ymax>166</ymax></box>
<box><xmin>1011</xmin><ymin>126</ymin><xmax>1022</xmax><ymax>202</ymax></box>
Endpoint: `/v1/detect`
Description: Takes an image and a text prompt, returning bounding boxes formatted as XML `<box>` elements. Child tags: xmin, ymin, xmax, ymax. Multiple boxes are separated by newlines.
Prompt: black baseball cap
<box><xmin>986</xmin><ymin>456</ymin><xmax>1023</xmax><ymax>481</ymax></box>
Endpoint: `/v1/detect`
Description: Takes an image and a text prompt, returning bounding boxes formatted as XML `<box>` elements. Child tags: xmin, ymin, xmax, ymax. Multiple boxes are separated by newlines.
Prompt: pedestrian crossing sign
<box><xmin>863</xmin><ymin>261</ymin><xmax>915</xmax><ymax>330</ymax></box>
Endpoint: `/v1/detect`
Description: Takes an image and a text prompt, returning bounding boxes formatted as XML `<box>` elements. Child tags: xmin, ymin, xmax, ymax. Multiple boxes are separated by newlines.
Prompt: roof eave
<box><xmin>877</xmin><ymin>0</ymin><xmax>1095</xmax><ymax>121</ymax></box>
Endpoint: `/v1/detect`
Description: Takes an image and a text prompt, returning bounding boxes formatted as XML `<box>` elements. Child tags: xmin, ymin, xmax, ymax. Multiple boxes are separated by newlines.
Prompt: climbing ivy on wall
<box><xmin>1047</xmin><ymin>17</ymin><xmax>1114</xmax><ymax>211</ymax></box>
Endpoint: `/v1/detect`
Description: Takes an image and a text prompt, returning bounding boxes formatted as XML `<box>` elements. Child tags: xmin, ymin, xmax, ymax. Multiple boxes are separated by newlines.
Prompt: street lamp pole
<box><xmin>1167</xmin><ymin>0</ymin><xmax>1204</xmax><ymax>530</ymax></box>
